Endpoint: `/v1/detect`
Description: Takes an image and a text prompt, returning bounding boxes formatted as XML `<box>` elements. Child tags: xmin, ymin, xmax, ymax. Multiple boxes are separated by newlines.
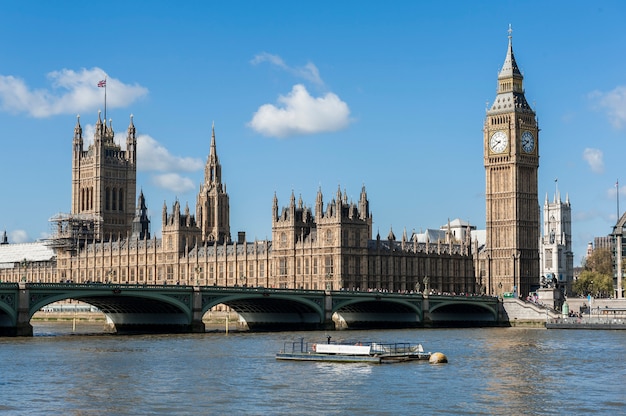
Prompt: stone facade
<box><xmin>1</xmin><ymin>115</ymin><xmax>477</xmax><ymax>293</ymax></box>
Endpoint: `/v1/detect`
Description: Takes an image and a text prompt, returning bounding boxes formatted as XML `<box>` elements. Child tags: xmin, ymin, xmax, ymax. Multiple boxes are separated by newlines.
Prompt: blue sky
<box><xmin>1</xmin><ymin>1</ymin><xmax>625</xmax><ymax>265</ymax></box>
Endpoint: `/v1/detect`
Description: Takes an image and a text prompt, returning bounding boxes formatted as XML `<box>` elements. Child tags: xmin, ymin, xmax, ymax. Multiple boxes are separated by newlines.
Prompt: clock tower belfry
<box><xmin>484</xmin><ymin>27</ymin><xmax>540</xmax><ymax>298</ymax></box>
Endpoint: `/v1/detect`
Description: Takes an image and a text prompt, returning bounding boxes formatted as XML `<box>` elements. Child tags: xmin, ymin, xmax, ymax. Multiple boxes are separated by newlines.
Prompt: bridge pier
<box><xmin>323</xmin><ymin>291</ymin><xmax>336</xmax><ymax>330</ymax></box>
<box><xmin>421</xmin><ymin>293</ymin><xmax>432</xmax><ymax>327</ymax></box>
<box><xmin>191</xmin><ymin>287</ymin><xmax>206</xmax><ymax>333</ymax></box>
<box><xmin>16</xmin><ymin>283</ymin><xmax>33</xmax><ymax>336</ymax></box>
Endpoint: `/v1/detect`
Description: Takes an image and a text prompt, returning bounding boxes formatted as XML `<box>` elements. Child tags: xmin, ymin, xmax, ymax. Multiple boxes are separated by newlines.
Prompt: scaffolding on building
<box><xmin>47</xmin><ymin>213</ymin><xmax>102</xmax><ymax>251</ymax></box>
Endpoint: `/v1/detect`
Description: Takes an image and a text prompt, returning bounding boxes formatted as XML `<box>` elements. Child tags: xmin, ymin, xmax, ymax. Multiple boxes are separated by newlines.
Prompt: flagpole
<box><xmin>104</xmin><ymin>76</ymin><xmax>107</xmax><ymax>123</ymax></box>
<box><xmin>617</xmin><ymin>179</ymin><xmax>620</xmax><ymax>221</ymax></box>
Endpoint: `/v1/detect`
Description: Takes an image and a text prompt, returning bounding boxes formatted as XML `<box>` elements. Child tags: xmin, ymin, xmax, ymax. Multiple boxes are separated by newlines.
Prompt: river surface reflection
<box><xmin>1</xmin><ymin>323</ymin><xmax>625</xmax><ymax>415</ymax></box>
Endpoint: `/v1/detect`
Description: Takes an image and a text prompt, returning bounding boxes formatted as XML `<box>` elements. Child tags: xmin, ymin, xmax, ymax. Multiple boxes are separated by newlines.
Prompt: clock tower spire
<box><xmin>483</xmin><ymin>27</ymin><xmax>540</xmax><ymax>298</ymax></box>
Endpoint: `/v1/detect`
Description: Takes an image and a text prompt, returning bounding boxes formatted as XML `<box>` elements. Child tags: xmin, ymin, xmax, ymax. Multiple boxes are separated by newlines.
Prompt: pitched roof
<box><xmin>0</xmin><ymin>242</ymin><xmax>56</xmax><ymax>264</ymax></box>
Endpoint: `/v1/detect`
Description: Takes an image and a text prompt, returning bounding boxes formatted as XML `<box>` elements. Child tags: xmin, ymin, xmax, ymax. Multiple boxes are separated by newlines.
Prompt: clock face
<box><xmin>489</xmin><ymin>131</ymin><xmax>508</xmax><ymax>153</ymax></box>
<box><xmin>521</xmin><ymin>131</ymin><xmax>535</xmax><ymax>153</ymax></box>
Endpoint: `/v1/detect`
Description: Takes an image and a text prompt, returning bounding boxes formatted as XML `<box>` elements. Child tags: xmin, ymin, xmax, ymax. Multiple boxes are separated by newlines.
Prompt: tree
<box><xmin>573</xmin><ymin>270</ymin><xmax>613</xmax><ymax>298</ymax></box>
<box><xmin>583</xmin><ymin>248</ymin><xmax>613</xmax><ymax>275</ymax></box>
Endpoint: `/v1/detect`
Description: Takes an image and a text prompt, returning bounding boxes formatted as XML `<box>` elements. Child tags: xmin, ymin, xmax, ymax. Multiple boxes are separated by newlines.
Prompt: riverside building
<box><xmin>2</xmin><ymin>29</ymin><xmax>546</xmax><ymax>296</ymax></box>
<box><xmin>0</xmin><ymin>112</ymin><xmax>477</xmax><ymax>294</ymax></box>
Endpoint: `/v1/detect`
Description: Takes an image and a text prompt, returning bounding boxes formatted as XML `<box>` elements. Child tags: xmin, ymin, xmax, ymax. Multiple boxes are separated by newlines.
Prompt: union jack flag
<box><xmin>98</xmin><ymin>79</ymin><xmax>106</xmax><ymax>88</ymax></box>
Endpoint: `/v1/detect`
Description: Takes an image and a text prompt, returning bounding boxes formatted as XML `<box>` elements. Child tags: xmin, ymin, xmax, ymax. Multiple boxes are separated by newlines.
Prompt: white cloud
<box><xmin>10</xmin><ymin>230</ymin><xmax>29</xmax><ymax>243</ymax></box>
<box><xmin>0</xmin><ymin>67</ymin><xmax>148</xmax><ymax>118</ymax></box>
<box><xmin>248</xmin><ymin>84</ymin><xmax>351</xmax><ymax>138</ymax></box>
<box><xmin>152</xmin><ymin>173</ymin><xmax>196</xmax><ymax>194</ymax></box>
<box><xmin>251</xmin><ymin>53</ymin><xmax>323</xmax><ymax>86</ymax></box>
<box><xmin>590</xmin><ymin>86</ymin><xmax>626</xmax><ymax>129</ymax></box>
<box><xmin>582</xmin><ymin>148</ymin><xmax>604</xmax><ymax>174</ymax></box>
<box><xmin>138</xmin><ymin>134</ymin><xmax>203</xmax><ymax>172</ymax></box>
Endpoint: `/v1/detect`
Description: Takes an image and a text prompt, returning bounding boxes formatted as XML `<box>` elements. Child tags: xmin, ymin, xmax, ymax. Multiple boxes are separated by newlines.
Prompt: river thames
<box><xmin>1</xmin><ymin>323</ymin><xmax>625</xmax><ymax>415</ymax></box>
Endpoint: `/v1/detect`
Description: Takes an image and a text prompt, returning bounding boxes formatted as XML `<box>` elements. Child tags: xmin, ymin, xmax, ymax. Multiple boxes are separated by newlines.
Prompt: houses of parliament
<box><xmin>2</xmin><ymin>31</ymin><xmax>563</xmax><ymax>298</ymax></box>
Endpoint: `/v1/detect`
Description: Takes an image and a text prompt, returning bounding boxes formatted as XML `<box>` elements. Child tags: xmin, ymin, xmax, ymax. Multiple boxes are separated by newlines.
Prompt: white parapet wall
<box><xmin>502</xmin><ymin>298</ymin><xmax>559</xmax><ymax>323</ymax></box>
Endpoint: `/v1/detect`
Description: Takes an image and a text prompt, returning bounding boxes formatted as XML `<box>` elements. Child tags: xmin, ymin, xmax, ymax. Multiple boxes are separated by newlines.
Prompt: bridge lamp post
<box><xmin>21</xmin><ymin>259</ymin><xmax>29</xmax><ymax>283</ymax></box>
<box><xmin>194</xmin><ymin>266</ymin><xmax>202</xmax><ymax>287</ymax></box>
<box><xmin>326</xmin><ymin>273</ymin><xmax>332</xmax><ymax>291</ymax></box>
<box><xmin>512</xmin><ymin>251</ymin><xmax>520</xmax><ymax>298</ymax></box>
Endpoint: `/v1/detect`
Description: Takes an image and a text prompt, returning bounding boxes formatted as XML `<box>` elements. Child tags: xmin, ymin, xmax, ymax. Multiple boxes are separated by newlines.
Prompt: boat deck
<box><xmin>276</xmin><ymin>338</ymin><xmax>431</xmax><ymax>364</ymax></box>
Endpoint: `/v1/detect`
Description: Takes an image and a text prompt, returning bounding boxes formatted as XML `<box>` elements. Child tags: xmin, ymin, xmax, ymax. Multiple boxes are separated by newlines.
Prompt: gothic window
<box><xmin>326</xmin><ymin>230</ymin><xmax>333</xmax><ymax>243</ymax></box>
<box><xmin>105</xmin><ymin>188</ymin><xmax>111</xmax><ymax>210</ymax></box>
<box><xmin>119</xmin><ymin>189</ymin><xmax>124</xmax><ymax>211</ymax></box>
<box><xmin>545</xmin><ymin>249</ymin><xmax>553</xmax><ymax>268</ymax></box>
<box><xmin>112</xmin><ymin>188</ymin><xmax>117</xmax><ymax>212</ymax></box>
<box><xmin>166</xmin><ymin>265</ymin><xmax>174</xmax><ymax>281</ymax></box>
<box><xmin>248</xmin><ymin>263</ymin><xmax>255</xmax><ymax>278</ymax></box>
<box><xmin>259</xmin><ymin>263</ymin><xmax>265</xmax><ymax>278</ymax></box>
<box><xmin>280</xmin><ymin>232</ymin><xmax>287</xmax><ymax>247</ymax></box>
<box><xmin>305</xmin><ymin>258</ymin><xmax>310</xmax><ymax>275</ymax></box>
<box><xmin>313</xmin><ymin>258</ymin><xmax>318</xmax><ymax>275</ymax></box>
<box><xmin>324</xmin><ymin>256</ymin><xmax>333</xmax><ymax>275</ymax></box>
<box><xmin>296</xmin><ymin>258</ymin><xmax>301</xmax><ymax>275</ymax></box>
<box><xmin>279</xmin><ymin>258</ymin><xmax>288</xmax><ymax>276</ymax></box>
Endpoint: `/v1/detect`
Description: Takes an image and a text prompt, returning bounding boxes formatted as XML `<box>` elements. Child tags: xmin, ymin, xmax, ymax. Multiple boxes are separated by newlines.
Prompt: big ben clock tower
<box><xmin>484</xmin><ymin>27</ymin><xmax>539</xmax><ymax>298</ymax></box>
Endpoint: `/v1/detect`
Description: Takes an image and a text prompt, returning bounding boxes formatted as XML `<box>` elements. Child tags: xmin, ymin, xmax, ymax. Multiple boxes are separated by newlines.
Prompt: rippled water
<box><xmin>1</xmin><ymin>324</ymin><xmax>625</xmax><ymax>415</ymax></box>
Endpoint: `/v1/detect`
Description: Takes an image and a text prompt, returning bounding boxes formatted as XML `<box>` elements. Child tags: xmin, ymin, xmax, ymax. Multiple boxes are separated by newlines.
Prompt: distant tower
<box><xmin>196</xmin><ymin>123</ymin><xmax>231</xmax><ymax>244</ymax></box>
<box><xmin>539</xmin><ymin>186</ymin><xmax>574</xmax><ymax>295</ymax></box>
<box><xmin>71</xmin><ymin>112</ymin><xmax>137</xmax><ymax>240</ymax></box>
<box><xmin>484</xmin><ymin>27</ymin><xmax>540</xmax><ymax>297</ymax></box>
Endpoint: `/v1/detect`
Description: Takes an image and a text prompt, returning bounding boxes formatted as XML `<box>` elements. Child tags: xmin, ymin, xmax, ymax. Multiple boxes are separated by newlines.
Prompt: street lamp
<box><xmin>326</xmin><ymin>273</ymin><xmax>332</xmax><ymax>291</ymax></box>
<box><xmin>194</xmin><ymin>265</ymin><xmax>201</xmax><ymax>286</ymax></box>
<box><xmin>20</xmin><ymin>259</ymin><xmax>29</xmax><ymax>282</ymax></box>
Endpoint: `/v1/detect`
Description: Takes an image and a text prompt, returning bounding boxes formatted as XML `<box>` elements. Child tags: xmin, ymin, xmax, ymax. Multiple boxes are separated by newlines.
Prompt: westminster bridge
<box><xmin>0</xmin><ymin>283</ymin><xmax>502</xmax><ymax>336</ymax></box>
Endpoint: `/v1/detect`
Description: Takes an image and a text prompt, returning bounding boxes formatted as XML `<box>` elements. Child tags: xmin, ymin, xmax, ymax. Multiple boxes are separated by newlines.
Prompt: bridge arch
<box><xmin>28</xmin><ymin>285</ymin><xmax>196</xmax><ymax>334</ymax></box>
<box><xmin>201</xmin><ymin>290</ymin><xmax>326</xmax><ymax>331</ymax></box>
<box><xmin>429</xmin><ymin>298</ymin><xmax>499</xmax><ymax>323</ymax></box>
<box><xmin>331</xmin><ymin>295</ymin><xmax>424</xmax><ymax>329</ymax></box>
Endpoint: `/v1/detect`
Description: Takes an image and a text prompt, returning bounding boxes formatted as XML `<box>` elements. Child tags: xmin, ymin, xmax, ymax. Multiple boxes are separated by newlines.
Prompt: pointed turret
<box><xmin>359</xmin><ymin>185</ymin><xmax>369</xmax><ymax>220</ymax></box>
<box><xmin>204</xmin><ymin>122</ymin><xmax>222</xmax><ymax>188</ymax></box>
<box><xmin>196</xmin><ymin>122</ymin><xmax>230</xmax><ymax>243</ymax></box>
<box><xmin>273</xmin><ymin>192</ymin><xmax>279</xmax><ymax>221</ymax></box>
<box><xmin>489</xmin><ymin>25</ymin><xmax>532</xmax><ymax>115</ymax></box>
<box><xmin>126</xmin><ymin>114</ymin><xmax>137</xmax><ymax>164</ymax></box>
<box><xmin>132</xmin><ymin>190</ymin><xmax>150</xmax><ymax>240</ymax></box>
<box><xmin>315</xmin><ymin>187</ymin><xmax>324</xmax><ymax>219</ymax></box>
<box><xmin>498</xmin><ymin>25</ymin><xmax>523</xmax><ymax>81</ymax></box>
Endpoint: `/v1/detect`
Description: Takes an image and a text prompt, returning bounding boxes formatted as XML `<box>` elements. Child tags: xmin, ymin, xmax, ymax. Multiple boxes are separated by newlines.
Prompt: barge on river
<box><xmin>276</xmin><ymin>338</ymin><xmax>431</xmax><ymax>363</ymax></box>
